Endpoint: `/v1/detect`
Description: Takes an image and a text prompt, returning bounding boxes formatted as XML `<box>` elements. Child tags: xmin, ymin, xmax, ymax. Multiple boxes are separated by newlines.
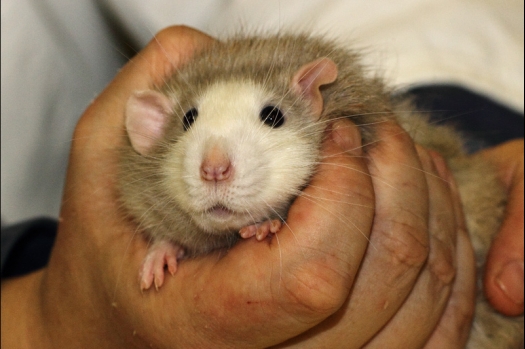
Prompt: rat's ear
<box><xmin>125</xmin><ymin>90</ymin><xmax>173</xmax><ymax>155</ymax></box>
<box><xmin>291</xmin><ymin>57</ymin><xmax>338</xmax><ymax>117</ymax></box>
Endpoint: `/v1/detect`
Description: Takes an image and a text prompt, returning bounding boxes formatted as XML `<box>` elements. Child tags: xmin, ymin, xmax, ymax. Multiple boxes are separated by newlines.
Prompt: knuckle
<box><xmin>154</xmin><ymin>25</ymin><xmax>193</xmax><ymax>42</ymax></box>
<box><xmin>415</xmin><ymin>144</ymin><xmax>434</xmax><ymax>171</ymax></box>
<box><xmin>280</xmin><ymin>263</ymin><xmax>350</xmax><ymax>319</ymax></box>
<box><xmin>152</xmin><ymin>25</ymin><xmax>212</xmax><ymax>50</ymax></box>
<box><xmin>72</xmin><ymin>109</ymin><xmax>96</xmax><ymax>146</ymax></box>
<box><xmin>427</xmin><ymin>234</ymin><xmax>457</xmax><ymax>286</ymax></box>
<box><xmin>383</xmin><ymin>121</ymin><xmax>414</xmax><ymax>147</ymax></box>
<box><xmin>377</xmin><ymin>219</ymin><xmax>430</xmax><ymax>271</ymax></box>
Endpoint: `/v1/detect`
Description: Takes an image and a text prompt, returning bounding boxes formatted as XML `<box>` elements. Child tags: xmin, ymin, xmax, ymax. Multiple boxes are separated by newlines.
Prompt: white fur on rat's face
<box><xmin>161</xmin><ymin>80</ymin><xmax>320</xmax><ymax>234</ymax></box>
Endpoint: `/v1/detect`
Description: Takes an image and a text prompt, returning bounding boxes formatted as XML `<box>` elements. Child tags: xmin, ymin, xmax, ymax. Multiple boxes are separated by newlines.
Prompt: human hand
<box><xmin>480</xmin><ymin>139</ymin><xmax>524</xmax><ymax>316</ymax></box>
<box><xmin>0</xmin><ymin>26</ymin><xmax>475</xmax><ymax>349</ymax></box>
<box><xmin>2</xmin><ymin>26</ymin><xmax>374</xmax><ymax>349</ymax></box>
<box><xmin>271</xmin><ymin>119</ymin><xmax>475</xmax><ymax>348</ymax></box>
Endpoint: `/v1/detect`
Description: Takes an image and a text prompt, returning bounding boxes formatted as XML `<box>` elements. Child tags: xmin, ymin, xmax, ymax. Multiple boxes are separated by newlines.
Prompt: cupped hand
<box><xmin>1</xmin><ymin>26</ymin><xmax>476</xmax><ymax>349</ymax></box>
<box><xmin>272</xmin><ymin>120</ymin><xmax>475</xmax><ymax>348</ymax></box>
<box><xmin>18</xmin><ymin>26</ymin><xmax>377</xmax><ymax>349</ymax></box>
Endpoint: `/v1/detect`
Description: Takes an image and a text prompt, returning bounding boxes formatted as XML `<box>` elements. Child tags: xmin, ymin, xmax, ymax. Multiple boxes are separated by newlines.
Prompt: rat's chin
<box><xmin>194</xmin><ymin>205</ymin><xmax>250</xmax><ymax>233</ymax></box>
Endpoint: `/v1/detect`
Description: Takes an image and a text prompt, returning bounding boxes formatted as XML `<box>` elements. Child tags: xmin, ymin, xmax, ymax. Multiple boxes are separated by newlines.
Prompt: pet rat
<box><xmin>117</xmin><ymin>33</ymin><xmax>523</xmax><ymax>348</ymax></box>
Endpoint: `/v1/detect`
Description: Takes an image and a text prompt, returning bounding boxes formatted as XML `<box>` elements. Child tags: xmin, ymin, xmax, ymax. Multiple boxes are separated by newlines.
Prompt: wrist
<box><xmin>1</xmin><ymin>270</ymin><xmax>51</xmax><ymax>349</ymax></box>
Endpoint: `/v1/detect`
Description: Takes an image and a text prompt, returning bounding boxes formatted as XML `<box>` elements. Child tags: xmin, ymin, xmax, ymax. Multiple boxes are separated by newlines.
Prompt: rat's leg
<box><xmin>139</xmin><ymin>240</ymin><xmax>184</xmax><ymax>291</ymax></box>
<box><xmin>239</xmin><ymin>220</ymin><xmax>282</xmax><ymax>241</ymax></box>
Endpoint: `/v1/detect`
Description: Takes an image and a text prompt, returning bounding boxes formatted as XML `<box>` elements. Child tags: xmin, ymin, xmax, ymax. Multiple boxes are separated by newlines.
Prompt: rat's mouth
<box><xmin>199</xmin><ymin>203</ymin><xmax>253</xmax><ymax>235</ymax></box>
<box><xmin>206</xmin><ymin>205</ymin><xmax>236</xmax><ymax>219</ymax></box>
<box><xmin>198</xmin><ymin>204</ymin><xmax>253</xmax><ymax>233</ymax></box>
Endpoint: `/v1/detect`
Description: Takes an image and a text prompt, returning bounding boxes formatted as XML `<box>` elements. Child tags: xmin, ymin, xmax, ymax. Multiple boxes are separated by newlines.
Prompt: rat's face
<box><xmin>161</xmin><ymin>80</ymin><xmax>323</xmax><ymax>234</ymax></box>
<box><xmin>124</xmin><ymin>47</ymin><xmax>338</xmax><ymax>236</ymax></box>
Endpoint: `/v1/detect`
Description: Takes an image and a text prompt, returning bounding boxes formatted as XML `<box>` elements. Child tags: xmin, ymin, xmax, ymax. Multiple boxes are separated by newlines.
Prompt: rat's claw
<box><xmin>255</xmin><ymin>219</ymin><xmax>282</xmax><ymax>241</ymax></box>
<box><xmin>239</xmin><ymin>220</ymin><xmax>282</xmax><ymax>241</ymax></box>
<box><xmin>139</xmin><ymin>240</ymin><xmax>184</xmax><ymax>291</ymax></box>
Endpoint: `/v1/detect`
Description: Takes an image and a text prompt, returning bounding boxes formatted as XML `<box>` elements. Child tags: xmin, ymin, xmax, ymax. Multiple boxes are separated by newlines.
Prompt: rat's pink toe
<box><xmin>139</xmin><ymin>266</ymin><xmax>155</xmax><ymax>291</ymax></box>
<box><xmin>269</xmin><ymin>220</ymin><xmax>282</xmax><ymax>234</ymax></box>
<box><xmin>139</xmin><ymin>240</ymin><xmax>183</xmax><ymax>291</ymax></box>
<box><xmin>240</xmin><ymin>220</ymin><xmax>282</xmax><ymax>241</ymax></box>
<box><xmin>239</xmin><ymin>225</ymin><xmax>257</xmax><ymax>239</ymax></box>
<box><xmin>260</xmin><ymin>219</ymin><xmax>282</xmax><ymax>240</ymax></box>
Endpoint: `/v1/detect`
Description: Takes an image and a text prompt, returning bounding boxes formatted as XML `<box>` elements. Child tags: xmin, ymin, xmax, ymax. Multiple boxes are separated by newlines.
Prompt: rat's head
<box><xmin>124</xmin><ymin>55</ymin><xmax>338</xmax><ymax>234</ymax></box>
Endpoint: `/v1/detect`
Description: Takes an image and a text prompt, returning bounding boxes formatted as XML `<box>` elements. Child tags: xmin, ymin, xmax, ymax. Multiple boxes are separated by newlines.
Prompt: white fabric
<box><xmin>1</xmin><ymin>0</ymin><xmax>127</xmax><ymax>223</ymax></box>
<box><xmin>1</xmin><ymin>0</ymin><xmax>523</xmax><ymax>224</ymax></box>
<box><xmin>102</xmin><ymin>0</ymin><xmax>524</xmax><ymax>111</ymax></box>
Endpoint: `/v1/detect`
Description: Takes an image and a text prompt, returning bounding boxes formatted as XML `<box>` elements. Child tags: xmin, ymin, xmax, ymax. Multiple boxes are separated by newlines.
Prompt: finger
<box><xmin>273</xmin><ymin>117</ymin><xmax>376</xmax><ymax>316</ymax></box>
<box><xmin>275</xmin><ymin>120</ymin><xmax>433</xmax><ymax>348</ymax></box>
<box><xmin>481</xmin><ymin>140</ymin><xmax>524</xmax><ymax>315</ymax></box>
<box><xmin>279</xmin><ymin>118</ymin><xmax>376</xmax><ymax>300</ymax></box>
<box><xmin>365</xmin><ymin>146</ymin><xmax>459</xmax><ymax>348</ymax></box>
<box><xmin>351</xmin><ymin>124</ymin><xmax>431</xmax><ymax>346</ymax></box>
<box><xmin>424</xmin><ymin>167</ymin><xmax>476</xmax><ymax>349</ymax></box>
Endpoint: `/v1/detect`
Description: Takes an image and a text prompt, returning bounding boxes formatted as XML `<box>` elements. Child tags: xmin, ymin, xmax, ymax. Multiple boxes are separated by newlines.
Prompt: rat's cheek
<box><xmin>160</xmin><ymin>144</ymin><xmax>192</xmax><ymax>205</ymax></box>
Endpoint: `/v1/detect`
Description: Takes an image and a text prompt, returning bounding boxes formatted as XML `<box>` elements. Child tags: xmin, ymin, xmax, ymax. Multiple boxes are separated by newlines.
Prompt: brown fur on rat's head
<box><xmin>162</xmin><ymin>33</ymin><xmax>395</xmax><ymax>142</ymax></box>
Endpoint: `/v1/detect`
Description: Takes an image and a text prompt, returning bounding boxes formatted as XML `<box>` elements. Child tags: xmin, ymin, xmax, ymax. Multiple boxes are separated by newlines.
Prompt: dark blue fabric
<box><xmin>1</xmin><ymin>217</ymin><xmax>57</xmax><ymax>278</ymax></box>
<box><xmin>405</xmin><ymin>85</ymin><xmax>524</xmax><ymax>152</ymax></box>
<box><xmin>1</xmin><ymin>84</ymin><xmax>523</xmax><ymax>279</ymax></box>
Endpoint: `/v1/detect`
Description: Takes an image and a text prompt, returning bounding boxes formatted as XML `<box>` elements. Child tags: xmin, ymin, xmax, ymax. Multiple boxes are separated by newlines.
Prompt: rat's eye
<box><xmin>260</xmin><ymin>105</ymin><xmax>284</xmax><ymax>128</ymax></box>
<box><xmin>183</xmin><ymin>108</ymin><xmax>198</xmax><ymax>131</ymax></box>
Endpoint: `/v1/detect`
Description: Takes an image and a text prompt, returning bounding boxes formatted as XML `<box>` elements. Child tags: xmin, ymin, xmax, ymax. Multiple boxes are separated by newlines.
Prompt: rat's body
<box><xmin>117</xmin><ymin>34</ymin><xmax>523</xmax><ymax>348</ymax></box>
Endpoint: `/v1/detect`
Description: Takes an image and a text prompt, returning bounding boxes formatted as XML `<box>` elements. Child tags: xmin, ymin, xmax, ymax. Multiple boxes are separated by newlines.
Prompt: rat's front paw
<box><xmin>239</xmin><ymin>219</ymin><xmax>282</xmax><ymax>241</ymax></box>
<box><xmin>139</xmin><ymin>240</ymin><xmax>184</xmax><ymax>291</ymax></box>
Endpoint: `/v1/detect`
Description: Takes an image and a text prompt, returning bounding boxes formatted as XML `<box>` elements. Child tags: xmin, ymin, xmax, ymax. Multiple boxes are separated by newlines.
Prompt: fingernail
<box><xmin>496</xmin><ymin>260</ymin><xmax>524</xmax><ymax>305</ymax></box>
<box><xmin>331</xmin><ymin>120</ymin><xmax>362</xmax><ymax>155</ymax></box>
<box><xmin>428</xmin><ymin>149</ymin><xmax>461</xmax><ymax>200</ymax></box>
<box><xmin>428</xmin><ymin>150</ymin><xmax>449</xmax><ymax>180</ymax></box>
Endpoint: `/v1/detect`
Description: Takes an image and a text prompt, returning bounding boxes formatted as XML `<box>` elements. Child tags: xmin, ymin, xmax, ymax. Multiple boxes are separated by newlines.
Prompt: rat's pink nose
<box><xmin>201</xmin><ymin>146</ymin><xmax>232</xmax><ymax>182</ymax></box>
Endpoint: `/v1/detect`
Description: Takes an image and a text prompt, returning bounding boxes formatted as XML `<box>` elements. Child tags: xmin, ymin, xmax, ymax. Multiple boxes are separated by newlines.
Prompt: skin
<box><xmin>481</xmin><ymin>139</ymin><xmax>524</xmax><ymax>316</ymax></box>
<box><xmin>0</xmin><ymin>25</ymin><xmax>520</xmax><ymax>348</ymax></box>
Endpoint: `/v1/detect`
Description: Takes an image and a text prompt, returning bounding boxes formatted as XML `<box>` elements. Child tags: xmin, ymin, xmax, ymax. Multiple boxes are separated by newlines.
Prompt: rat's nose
<box><xmin>200</xmin><ymin>145</ymin><xmax>232</xmax><ymax>182</ymax></box>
